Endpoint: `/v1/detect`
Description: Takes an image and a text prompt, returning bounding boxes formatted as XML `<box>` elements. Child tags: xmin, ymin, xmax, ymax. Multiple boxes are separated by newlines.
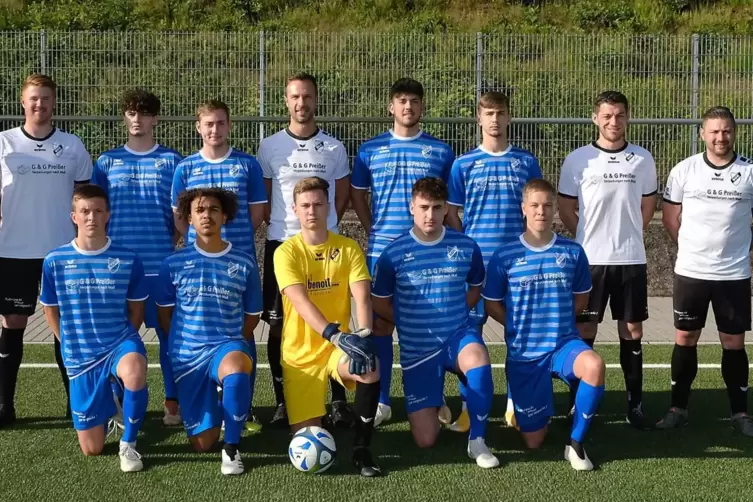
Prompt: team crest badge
<box><xmin>421</xmin><ymin>145</ymin><xmax>433</xmax><ymax>158</ymax></box>
<box><xmin>555</xmin><ymin>253</ymin><xmax>566</xmax><ymax>268</ymax></box>
<box><xmin>154</xmin><ymin>159</ymin><xmax>165</xmax><ymax>170</ymax></box>
<box><xmin>329</xmin><ymin>248</ymin><xmax>340</xmax><ymax>261</ymax></box>
<box><xmin>315</xmin><ymin>140</ymin><xmax>325</xmax><ymax>153</ymax></box>
<box><xmin>229</xmin><ymin>164</ymin><xmax>241</xmax><ymax>177</ymax></box>
<box><xmin>228</xmin><ymin>262</ymin><xmax>240</xmax><ymax>278</ymax></box>
<box><xmin>625</xmin><ymin>152</ymin><xmax>635</xmax><ymax>162</ymax></box>
<box><xmin>107</xmin><ymin>257</ymin><xmax>120</xmax><ymax>273</ymax></box>
<box><xmin>52</xmin><ymin>142</ymin><xmax>64</xmax><ymax>157</ymax></box>
<box><xmin>447</xmin><ymin>245</ymin><xmax>465</xmax><ymax>261</ymax></box>
<box><xmin>731</xmin><ymin>172</ymin><xmax>742</xmax><ymax>186</ymax></box>
<box><xmin>510</xmin><ymin>158</ymin><xmax>521</xmax><ymax>172</ymax></box>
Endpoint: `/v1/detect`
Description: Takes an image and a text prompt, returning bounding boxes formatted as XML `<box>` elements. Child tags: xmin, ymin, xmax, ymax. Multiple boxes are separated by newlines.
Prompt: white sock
<box><xmin>120</xmin><ymin>440</ymin><xmax>135</xmax><ymax>449</ymax></box>
<box><xmin>506</xmin><ymin>397</ymin><xmax>514</xmax><ymax>413</ymax></box>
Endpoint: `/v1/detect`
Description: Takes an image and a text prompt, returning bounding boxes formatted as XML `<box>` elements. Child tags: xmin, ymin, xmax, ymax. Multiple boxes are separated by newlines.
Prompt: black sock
<box><xmin>54</xmin><ymin>337</ymin><xmax>71</xmax><ymax>412</ymax></box>
<box><xmin>570</xmin><ymin>438</ymin><xmax>585</xmax><ymax>459</ymax></box>
<box><xmin>268</xmin><ymin>327</ymin><xmax>285</xmax><ymax>407</ymax></box>
<box><xmin>330</xmin><ymin>379</ymin><xmax>347</xmax><ymax>403</ymax></box>
<box><xmin>0</xmin><ymin>328</ymin><xmax>25</xmax><ymax>409</ymax></box>
<box><xmin>353</xmin><ymin>381</ymin><xmax>380</xmax><ymax>448</ymax></box>
<box><xmin>722</xmin><ymin>348</ymin><xmax>749</xmax><ymax>415</ymax></box>
<box><xmin>223</xmin><ymin>442</ymin><xmax>238</xmax><ymax>457</ymax></box>
<box><xmin>620</xmin><ymin>338</ymin><xmax>643</xmax><ymax>410</ymax></box>
<box><xmin>570</xmin><ymin>338</ymin><xmax>596</xmax><ymax>409</ymax></box>
<box><xmin>670</xmin><ymin>344</ymin><xmax>697</xmax><ymax>410</ymax></box>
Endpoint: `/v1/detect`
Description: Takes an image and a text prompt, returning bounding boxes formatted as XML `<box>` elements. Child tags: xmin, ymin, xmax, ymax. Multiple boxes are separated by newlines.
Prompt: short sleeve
<box><xmin>246</xmin><ymin>157</ymin><xmax>268</xmax><ymax>204</ymax></box>
<box><xmin>447</xmin><ymin>159</ymin><xmax>465</xmax><ymax>207</ymax></box>
<box><xmin>527</xmin><ymin>155</ymin><xmax>543</xmax><ymax>181</ymax></box>
<box><xmin>273</xmin><ymin>244</ymin><xmax>306</xmax><ymax>292</ymax></box>
<box><xmin>371</xmin><ymin>252</ymin><xmax>396</xmax><ymax>298</ymax></box>
<box><xmin>572</xmin><ymin>248</ymin><xmax>593</xmax><ymax>294</ymax></box>
<box><xmin>153</xmin><ymin>259</ymin><xmax>177</xmax><ymax>307</ymax></box>
<box><xmin>642</xmin><ymin>154</ymin><xmax>659</xmax><ymax>196</ymax></box>
<box><xmin>126</xmin><ymin>256</ymin><xmax>149</xmax><ymax>301</ymax></box>
<box><xmin>557</xmin><ymin>154</ymin><xmax>578</xmax><ymax>199</ymax></box>
<box><xmin>171</xmin><ymin>160</ymin><xmax>188</xmax><ymax>209</ymax></box>
<box><xmin>347</xmin><ymin>243</ymin><xmax>371</xmax><ymax>285</ymax></box>
<box><xmin>74</xmin><ymin>138</ymin><xmax>94</xmax><ymax>182</ymax></box>
<box><xmin>257</xmin><ymin>139</ymin><xmax>273</xmax><ymax>179</ymax></box>
<box><xmin>243</xmin><ymin>261</ymin><xmax>263</xmax><ymax>315</ymax></box>
<box><xmin>334</xmin><ymin>142</ymin><xmax>350</xmax><ymax>180</ymax></box>
<box><xmin>39</xmin><ymin>257</ymin><xmax>58</xmax><ymax>306</ymax></box>
<box><xmin>481</xmin><ymin>253</ymin><xmax>507</xmax><ymax>302</ymax></box>
<box><xmin>91</xmin><ymin>156</ymin><xmax>109</xmax><ymax>196</ymax></box>
<box><xmin>467</xmin><ymin>243</ymin><xmax>485</xmax><ymax>287</ymax></box>
<box><xmin>351</xmin><ymin>147</ymin><xmax>371</xmax><ymax>190</ymax></box>
<box><xmin>663</xmin><ymin>164</ymin><xmax>684</xmax><ymax>205</ymax></box>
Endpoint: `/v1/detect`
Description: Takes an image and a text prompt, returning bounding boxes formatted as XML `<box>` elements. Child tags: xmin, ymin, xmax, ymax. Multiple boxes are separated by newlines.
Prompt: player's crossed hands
<box><xmin>322</xmin><ymin>323</ymin><xmax>378</xmax><ymax>375</ymax></box>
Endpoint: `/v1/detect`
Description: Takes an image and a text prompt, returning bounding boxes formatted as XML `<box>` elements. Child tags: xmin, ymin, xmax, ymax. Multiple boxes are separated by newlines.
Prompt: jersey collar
<box><xmin>124</xmin><ymin>143</ymin><xmax>160</xmax><ymax>156</ymax></box>
<box><xmin>21</xmin><ymin>126</ymin><xmax>57</xmax><ymax>142</ymax></box>
<box><xmin>285</xmin><ymin>127</ymin><xmax>320</xmax><ymax>141</ymax></box>
<box><xmin>193</xmin><ymin>240</ymin><xmax>232</xmax><ymax>258</ymax></box>
<box><xmin>703</xmin><ymin>151</ymin><xmax>738</xmax><ymax>170</ymax></box>
<box><xmin>478</xmin><ymin>144</ymin><xmax>512</xmax><ymax>157</ymax></box>
<box><xmin>199</xmin><ymin>147</ymin><xmax>233</xmax><ymax>164</ymax></box>
<box><xmin>71</xmin><ymin>237</ymin><xmax>112</xmax><ymax>256</ymax></box>
<box><xmin>389</xmin><ymin>129</ymin><xmax>423</xmax><ymax>141</ymax></box>
<box><xmin>409</xmin><ymin>227</ymin><xmax>446</xmax><ymax>246</ymax></box>
<box><xmin>591</xmin><ymin>141</ymin><xmax>628</xmax><ymax>154</ymax></box>
<box><xmin>518</xmin><ymin>233</ymin><xmax>557</xmax><ymax>252</ymax></box>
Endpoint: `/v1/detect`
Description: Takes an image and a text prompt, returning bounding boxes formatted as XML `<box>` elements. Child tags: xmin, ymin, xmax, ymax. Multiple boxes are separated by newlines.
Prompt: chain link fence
<box><xmin>1</xmin><ymin>31</ymin><xmax>752</xmax><ymax>187</ymax></box>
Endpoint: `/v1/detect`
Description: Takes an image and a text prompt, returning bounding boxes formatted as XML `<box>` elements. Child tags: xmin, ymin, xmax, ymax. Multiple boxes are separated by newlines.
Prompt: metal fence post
<box><xmin>475</xmin><ymin>32</ymin><xmax>483</xmax><ymax>145</ymax></box>
<box><xmin>691</xmin><ymin>33</ymin><xmax>700</xmax><ymax>156</ymax></box>
<box><xmin>259</xmin><ymin>30</ymin><xmax>266</xmax><ymax>142</ymax></box>
<box><xmin>40</xmin><ymin>30</ymin><xmax>47</xmax><ymax>74</ymax></box>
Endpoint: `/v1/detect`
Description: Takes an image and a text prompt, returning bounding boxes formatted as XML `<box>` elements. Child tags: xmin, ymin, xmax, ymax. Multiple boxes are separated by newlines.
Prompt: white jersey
<box><xmin>663</xmin><ymin>152</ymin><xmax>753</xmax><ymax>281</ymax></box>
<box><xmin>558</xmin><ymin>142</ymin><xmax>657</xmax><ymax>266</ymax></box>
<box><xmin>0</xmin><ymin>127</ymin><xmax>93</xmax><ymax>259</ymax></box>
<box><xmin>258</xmin><ymin>128</ymin><xmax>349</xmax><ymax>241</ymax></box>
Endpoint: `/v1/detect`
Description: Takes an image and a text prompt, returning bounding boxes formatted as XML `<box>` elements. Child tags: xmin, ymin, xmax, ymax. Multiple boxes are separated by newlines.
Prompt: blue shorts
<box><xmin>175</xmin><ymin>340</ymin><xmax>252</xmax><ymax>437</ymax></box>
<box><xmin>507</xmin><ymin>338</ymin><xmax>592</xmax><ymax>433</ymax></box>
<box><xmin>69</xmin><ymin>337</ymin><xmax>147</xmax><ymax>431</ymax></box>
<box><xmin>402</xmin><ymin>327</ymin><xmax>485</xmax><ymax>414</ymax></box>
<box><xmin>143</xmin><ymin>275</ymin><xmax>161</xmax><ymax>330</ymax></box>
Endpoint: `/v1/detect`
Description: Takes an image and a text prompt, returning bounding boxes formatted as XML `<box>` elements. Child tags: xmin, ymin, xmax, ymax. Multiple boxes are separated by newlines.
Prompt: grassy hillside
<box><xmin>1</xmin><ymin>1</ymin><xmax>753</xmax><ymax>34</ymax></box>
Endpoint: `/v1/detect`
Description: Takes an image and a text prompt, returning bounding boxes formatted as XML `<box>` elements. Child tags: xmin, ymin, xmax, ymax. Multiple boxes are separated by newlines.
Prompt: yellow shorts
<box><xmin>282</xmin><ymin>345</ymin><xmax>356</xmax><ymax>425</ymax></box>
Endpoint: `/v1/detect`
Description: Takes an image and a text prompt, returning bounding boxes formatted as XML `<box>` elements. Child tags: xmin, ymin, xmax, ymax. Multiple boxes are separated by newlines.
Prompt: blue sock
<box><xmin>110</xmin><ymin>379</ymin><xmax>124</xmax><ymax>405</ymax></box>
<box><xmin>222</xmin><ymin>372</ymin><xmax>251</xmax><ymax>446</ymax></box>
<box><xmin>571</xmin><ymin>380</ymin><xmax>605</xmax><ymax>443</ymax></box>
<box><xmin>248</xmin><ymin>339</ymin><xmax>257</xmax><ymax>411</ymax></box>
<box><xmin>465</xmin><ymin>365</ymin><xmax>493</xmax><ymax>440</ymax></box>
<box><xmin>156</xmin><ymin>327</ymin><xmax>177</xmax><ymax>401</ymax></box>
<box><xmin>122</xmin><ymin>386</ymin><xmax>148</xmax><ymax>443</ymax></box>
<box><xmin>459</xmin><ymin>378</ymin><xmax>468</xmax><ymax>409</ymax></box>
<box><xmin>374</xmin><ymin>336</ymin><xmax>392</xmax><ymax>406</ymax></box>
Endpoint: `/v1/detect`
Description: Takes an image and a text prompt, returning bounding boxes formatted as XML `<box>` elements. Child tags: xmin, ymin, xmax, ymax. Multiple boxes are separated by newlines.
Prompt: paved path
<box><xmin>23</xmin><ymin>297</ymin><xmax>737</xmax><ymax>344</ymax></box>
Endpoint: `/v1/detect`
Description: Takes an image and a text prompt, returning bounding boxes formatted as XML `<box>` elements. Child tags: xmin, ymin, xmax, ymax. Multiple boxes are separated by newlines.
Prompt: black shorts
<box><xmin>576</xmin><ymin>264</ymin><xmax>649</xmax><ymax>324</ymax></box>
<box><xmin>0</xmin><ymin>258</ymin><xmax>44</xmax><ymax>316</ymax></box>
<box><xmin>672</xmin><ymin>274</ymin><xmax>751</xmax><ymax>335</ymax></box>
<box><xmin>262</xmin><ymin>239</ymin><xmax>284</xmax><ymax>326</ymax></box>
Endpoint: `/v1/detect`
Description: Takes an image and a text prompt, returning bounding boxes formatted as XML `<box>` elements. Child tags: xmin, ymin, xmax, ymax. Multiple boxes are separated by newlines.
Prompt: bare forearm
<box><xmin>243</xmin><ymin>315</ymin><xmax>260</xmax><ymax>341</ymax></box>
<box><xmin>128</xmin><ymin>303</ymin><xmax>145</xmax><ymax>329</ymax></box>
<box><xmin>335</xmin><ymin>194</ymin><xmax>349</xmax><ymax>223</ymax></box>
<box><xmin>484</xmin><ymin>300</ymin><xmax>506</xmax><ymax>326</ymax></box>
<box><xmin>43</xmin><ymin>307</ymin><xmax>61</xmax><ymax>340</ymax></box>
<box><xmin>173</xmin><ymin>212</ymin><xmax>188</xmax><ymax>237</ymax></box>
<box><xmin>641</xmin><ymin>196</ymin><xmax>656</xmax><ymax>232</ymax></box>
<box><xmin>466</xmin><ymin>286</ymin><xmax>481</xmax><ymax>310</ymax></box>
<box><xmin>446</xmin><ymin>211</ymin><xmax>463</xmax><ymax>232</ymax></box>
<box><xmin>351</xmin><ymin>191</ymin><xmax>371</xmax><ymax>233</ymax></box>
<box><xmin>372</xmin><ymin>298</ymin><xmax>395</xmax><ymax>324</ymax></box>
<box><xmin>560</xmin><ymin>209</ymin><xmax>578</xmax><ymax>236</ymax></box>
<box><xmin>157</xmin><ymin>308</ymin><xmax>173</xmax><ymax>336</ymax></box>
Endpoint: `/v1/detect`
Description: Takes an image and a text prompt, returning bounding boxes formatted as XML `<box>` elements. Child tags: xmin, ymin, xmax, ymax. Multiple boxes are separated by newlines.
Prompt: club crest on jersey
<box><xmin>329</xmin><ymin>248</ymin><xmax>340</xmax><ymax>261</ymax></box>
<box><xmin>154</xmin><ymin>159</ymin><xmax>165</xmax><ymax>170</ymax></box>
<box><xmin>229</xmin><ymin>164</ymin><xmax>241</xmax><ymax>177</ymax></box>
<box><xmin>447</xmin><ymin>246</ymin><xmax>466</xmax><ymax>262</ymax></box>
<box><xmin>625</xmin><ymin>152</ymin><xmax>635</xmax><ymax>162</ymax></box>
<box><xmin>52</xmin><ymin>142</ymin><xmax>64</xmax><ymax>157</ymax></box>
<box><xmin>421</xmin><ymin>145</ymin><xmax>433</xmax><ymax>158</ymax></box>
<box><xmin>227</xmin><ymin>262</ymin><xmax>240</xmax><ymax>278</ymax></box>
<box><xmin>107</xmin><ymin>257</ymin><xmax>120</xmax><ymax>273</ymax></box>
<box><xmin>555</xmin><ymin>253</ymin><xmax>567</xmax><ymax>268</ymax></box>
<box><xmin>315</xmin><ymin>140</ymin><xmax>325</xmax><ymax>153</ymax></box>
<box><xmin>510</xmin><ymin>158</ymin><xmax>521</xmax><ymax>172</ymax></box>
<box><xmin>731</xmin><ymin>172</ymin><xmax>742</xmax><ymax>186</ymax></box>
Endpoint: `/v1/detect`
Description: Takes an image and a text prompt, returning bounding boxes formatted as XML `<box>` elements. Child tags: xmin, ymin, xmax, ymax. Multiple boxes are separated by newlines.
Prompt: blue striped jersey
<box><xmin>153</xmin><ymin>242</ymin><xmax>263</xmax><ymax>379</ymax></box>
<box><xmin>171</xmin><ymin>148</ymin><xmax>267</xmax><ymax>257</ymax></box>
<box><xmin>371</xmin><ymin>228</ymin><xmax>484</xmax><ymax>365</ymax></box>
<box><xmin>351</xmin><ymin>131</ymin><xmax>454</xmax><ymax>267</ymax></box>
<box><xmin>482</xmin><ymin>234</ymin><xmax>592</xmax><ymax>362</ymax></box>
<box><xmin>448</xmin><ymin>145</ymin><xmax>542</xmax><ymax>264</ymax></box>
<box><xmin>39</xmin><ymin>239</ymin><xmax>148</xmax><ymax>377</ymax></box>
<box><xmin>91</xmin><ymin>144</ymin><xmax>182</xmax><ymax>276</ymax></box>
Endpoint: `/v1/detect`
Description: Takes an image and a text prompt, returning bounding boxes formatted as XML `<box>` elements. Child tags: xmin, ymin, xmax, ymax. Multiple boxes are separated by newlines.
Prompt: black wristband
<box><xmin>321</xmin><ymin>323</ymin><xmax>341</xmax><ymax>341</ymax></box>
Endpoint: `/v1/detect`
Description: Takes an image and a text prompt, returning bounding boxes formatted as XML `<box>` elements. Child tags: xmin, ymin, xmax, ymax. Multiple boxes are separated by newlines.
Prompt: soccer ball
<box><xmin>288</xmin><ymin>426</ymin><xmax>337</xmax><ymax>473</ymax></box>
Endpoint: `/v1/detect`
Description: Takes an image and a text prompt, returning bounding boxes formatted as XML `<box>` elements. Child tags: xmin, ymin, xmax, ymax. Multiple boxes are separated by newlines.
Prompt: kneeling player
<box><xmin>483</xmin><ymin>179</ymin><xmax>605</xmax><ymax>471</ymax></box>
<box><xmin>40</xmin><ymin>184</ymin><xmax>149</xmax><ymax>472</ymax></box>
<box><xmin>155</xmin><ymin>188</ymin><xmax>262</xmax><ymax>475</ymax></box>
<box><xmin>274</xmin><ymin>177</ymin><xmax>382</xmax><ymax>477</ymax></box>
<box><xmin>371</xmin><ymin>177</ymin><xmax>498</xmax><ymax>468</ymax></box>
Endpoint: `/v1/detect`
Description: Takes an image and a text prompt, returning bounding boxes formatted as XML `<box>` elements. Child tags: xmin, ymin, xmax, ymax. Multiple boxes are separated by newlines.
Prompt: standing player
<box><xmin>371</xmin><ymin>177</ymin><xmax>498</xmax><ymax>468</ymax></box>
<box><xmin>155</xmin><ymin>187</ymin><xmax>262</xmax><ymax>475</ymax></box>
<box><xmin>557</xmin><ymin>91</ymin><xmax>657</xmax><ymax>429</ymax></box>
<box><xmin>0</xmin><ymin>73</ymin><xmax>93</xmax><ymax>426</ymax></box>
<box><xmin>40</xmin><ymin>184</ymin><xmax>149</xmax><ymax>472</ymax></box>
<box><xmin>274</xmin><ymin>177</ymin><xmax>382</xmax><ymax>477</ymax></box>
<box><xmin>351</xmin><ymin>78</ymin><xmax>455</xmax><ymax>426</ymax></box>
<box><xmin>91</xmin><ymin>89</ymin><xmax>183</xmax><ymax>426</ymax></box>
<box><xmin>257</xmin><ymin>73</ymin><xmax>354</xmax><ymax>428</ymax></box>
<box><xmin>658</xmin><ymin>106</ymin><xmax>753</xmax><ymax>435</ymax></box>
<box><xmin>484</xmin><ymin>179</ymin><xmax>605</xmax><ymax>471</ymax></box>
<box><xmin>446</xmin><ymin>91</ymin><xmax>542</xmax><ymax>432</ymax></box>
<box><xmin>172</xmin><ymin>100</ymin><xmax>267</xmax><ymax>431</ymax></box>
